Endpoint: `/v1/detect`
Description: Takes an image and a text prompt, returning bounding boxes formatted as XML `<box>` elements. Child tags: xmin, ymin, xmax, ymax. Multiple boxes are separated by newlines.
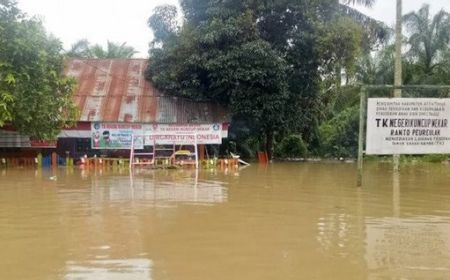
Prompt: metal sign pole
<box><xmin>393</xmin><ymin>0</ymin><xmax>403</xmax><ymax>172</ymax></box>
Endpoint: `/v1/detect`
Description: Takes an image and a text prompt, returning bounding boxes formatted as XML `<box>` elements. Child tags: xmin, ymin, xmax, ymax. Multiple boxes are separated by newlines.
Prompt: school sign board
<box><xmin>366</xmin><ymin>98</ymin><xmax>450</xmax><ymax>154</ymax></box>
<box><xmin>91</xmin><ymin>123</ymin><xmax>223</xmax><ymax>149</ymax></box>
<box><xmin>91</xmin><ymin>123</ymin><xmax>144</xmax><ymax>149</ymax></box>
<box><xmin>143</xmin><ymin>123</ymin><xmax>223</xmax><ymax>145</ymax></box>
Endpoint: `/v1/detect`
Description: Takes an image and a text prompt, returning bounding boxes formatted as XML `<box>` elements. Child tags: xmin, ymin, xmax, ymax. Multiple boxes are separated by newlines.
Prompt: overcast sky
<box><xmin>16</xmin><ymin>0</ymin><xmax>450</xmax><ymax>58</ymax></box>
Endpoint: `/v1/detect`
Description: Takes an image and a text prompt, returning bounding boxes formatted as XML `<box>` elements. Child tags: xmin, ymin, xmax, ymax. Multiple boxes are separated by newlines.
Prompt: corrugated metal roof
<box><xmin>66</xmin><ymin>59</ymin><xmax>229</xmax><ymax>124</ymax></box>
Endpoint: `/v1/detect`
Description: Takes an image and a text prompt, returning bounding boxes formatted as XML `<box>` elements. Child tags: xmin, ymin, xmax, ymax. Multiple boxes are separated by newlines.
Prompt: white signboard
<box><xmin>90</xmin><ymin>123</ymin><xmax>224</xmax><ymax>149</ymax></box>
<box><xmin>91</xmin><ymin>123</ymin><xmax>143</xmax><ymax>149</ymax></box>
<box><xmin>143</xmin><ymin>123</ymin><xmax>222</xmax><ymax>145</ymax></box>
<box><xmin>366</xmin><ymin>98</ymin><xmax>450</xmax><ymax>154</ymax></box>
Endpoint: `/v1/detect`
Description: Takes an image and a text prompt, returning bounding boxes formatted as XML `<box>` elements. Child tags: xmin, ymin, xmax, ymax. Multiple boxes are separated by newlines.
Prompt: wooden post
<box><xmin>51</xmin><ymin>152</ymin><xmax>58</xmax><ymax>168</ymax></box>
<box><xmin>198</xmin><ymin>144</ymin><xmax>205</xmax><ymax>160</ymax></box>
<box><xmin>357</xmin><ymin>87</ymin><xmax>367</xmax><ymax>187</ymax></box>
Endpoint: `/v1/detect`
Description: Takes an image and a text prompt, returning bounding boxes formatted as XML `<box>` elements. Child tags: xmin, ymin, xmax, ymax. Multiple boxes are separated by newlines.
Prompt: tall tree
<box><xmin>146</xmin><ymin>0</ymin><xmax>384</xmax><ymax>159</ymax></box>
<box><xmin>403</xmin><ymin>4</ymin><xmax>450</xmax><ymax>83</ymax></box>
<box><xmin>0</xmin><ymin>0</ymin><xmax>78</xmax><ymax>139</ymax></box>
<box><xmin>147</xmin><ymin>4</ymin><xmax>178</xmax><ymax>45</ymax></box>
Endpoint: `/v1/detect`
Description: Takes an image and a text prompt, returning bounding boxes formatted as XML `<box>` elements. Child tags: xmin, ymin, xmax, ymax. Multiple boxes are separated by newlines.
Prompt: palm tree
<box><xmin>403</xmin><ymin>4</ymin><xmax>450</xmax><ymax>77</ymax></box>
<box><xmin>355</xmin><ymin>44</ymin><xmax>395</xmax><ymax>85</ymax></box>
<box><xmin>91</xmin><ymin>41</ymin><xmax>138</xmax><ymax>59</ymax></box>
<box><xmin>340</xmin><ymin>0</ymin><xmax>390</xmax><ymax>52</ymax></box>
<box><xmin>66</xmin><ymin>40</ymin><xmax>138</xmax><ymax>58</ymax></box>
<box><xmin>343</xmin><ymin>0</ymin><xmax>376</xmax><ymax>8</ymax></box>
<box><xmin>66</xmin><ymin>39</ymin><xmax>92</xmax><ymax>58</ymax></box>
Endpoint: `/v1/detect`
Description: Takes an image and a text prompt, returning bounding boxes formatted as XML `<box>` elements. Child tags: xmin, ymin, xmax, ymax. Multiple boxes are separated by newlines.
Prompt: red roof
<box><xmin>66</xmin><ymin>59</ymin><xmax>228</xmax><ymax>124</ymax></box>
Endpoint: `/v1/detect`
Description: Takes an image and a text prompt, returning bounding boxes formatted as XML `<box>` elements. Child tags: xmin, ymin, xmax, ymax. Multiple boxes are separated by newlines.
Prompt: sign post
<box><xmin>357</xmin><ymin>85</ymin><xmax>450</xmax><ymax>186</ymax></box>
<box><xmin>393</xmin><ymin>0</ymin><xmax>403</xmax><ymax>171</ymax></box>
<box><xmin>366</xmin><ymin>98</ymin><xmax>450</xmax><ymax>154</ymax></box>
<box><xmin>357</xmin><ymin>87</ymin><xmax>367</xmax><ymax>186</ymax></box>
<box><xmin>91</xmin><ymin>123</ymin><xmax>224</xmax><ymax>150</ymax></box>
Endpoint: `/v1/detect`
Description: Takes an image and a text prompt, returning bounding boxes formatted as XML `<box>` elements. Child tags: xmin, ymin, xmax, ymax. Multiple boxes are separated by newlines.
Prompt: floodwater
<box><xmin>1</xmin><ymin>162</ymin><xmax>450</xmax><ymax>280</ymax></box>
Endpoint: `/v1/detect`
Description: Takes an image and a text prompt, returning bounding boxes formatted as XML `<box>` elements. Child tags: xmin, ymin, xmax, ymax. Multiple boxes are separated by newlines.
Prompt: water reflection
<box><xmin>53</xmin><ymin>169</ymin><xmax>228</xmax><ymax>206</ymax></box>
<box><xmin>366</xmin><ymin>216</ymin><xmax>450</xmax><ymax>279</ymax></box>
<box><xmin>1</xmin><ymin>163</ymin><xmax>450</xmax><ymax>279</ymax></box>
<box><xmin>316</xmin><ymin>213</ymin><xmax>353</xmax><ymax>256</ymax></box>
<box><xmin>65</xmin><ymin>258</ymin><xmax>152</xmax><ymax>280</ymax></box>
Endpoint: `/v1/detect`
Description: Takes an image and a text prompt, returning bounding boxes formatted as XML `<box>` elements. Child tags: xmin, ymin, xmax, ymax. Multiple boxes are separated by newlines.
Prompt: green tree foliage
<box><xmin>65</xmin><ymin>39</ymin><xmax>91</xmax><ymax>58</ymax></box>
<box><xmin>275</xmin><ymin>135</ymin><xmax>308</xmax><ymax>159</ymax></box>
<box><xmin>353</xmin><ymin>5</ymin><xmax>450</xmax><ymax>88</ymax></box>
<box><xmin>339</xmin><ymin>4</ymin><xmax>390</xmax><ymax>52</ymax></box>
<box><xmin>355</xmin><ymin>45</ymin><xmax>395</xmax><ymax>85</ymax></box>
<box><xmin>331</xmin><ymin>5</ymin><xmax>450</xmax><ymax>158</ymax></box>
<box><xmin>319</xmin><ymin>106</ymin><xmax>360</xmax><ymax>158</ymax></box>
<box><xmin>66</xmin><ymin>40</ymin><xmax>137</xmax><ymax>58</ymax></box>
<box><xmin>147</xmin><ymin>4</ymin><xmax>178</xmax><ymax>45</ymax></box>
<box><xmin>0</xmin><ymin>0</ymin><xmax>78</xmax><ymax>139</ymax></box>
<box><xmin>403</xmin><ymin>4</ymin><xmax>450</xmax><ymax>84</ymax></box>
<box><xmin>343</xmin><ymin>0</ymin><xmax>375</xmax><ymax>7</ymax></box>
<box><xmin>146</xmin><ymin>0</ymin><xmax>376</xmax><ymax>159</ymax></box>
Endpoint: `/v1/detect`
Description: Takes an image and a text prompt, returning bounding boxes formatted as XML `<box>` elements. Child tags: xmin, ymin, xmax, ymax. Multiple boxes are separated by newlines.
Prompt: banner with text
<box><xmin>91</xmin><ymin>123</ymin><xmax>143</xmax><ymax>149</ymax></box>
<box><xmin>143</xmin><ymin>123</ymin><xmax>222</xmax><ymax>145</ymax></box>
<box><xmin>366</xmin><ymin>98</ymin><xmax>450</xmax><ymax>154</ymax></box>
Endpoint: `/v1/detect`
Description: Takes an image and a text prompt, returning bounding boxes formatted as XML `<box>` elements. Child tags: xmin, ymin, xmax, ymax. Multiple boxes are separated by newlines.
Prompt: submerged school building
<box><xmin>0</xmin><ymin>59</ymin><xmax>229</xmax><ymax>166</ymax></box>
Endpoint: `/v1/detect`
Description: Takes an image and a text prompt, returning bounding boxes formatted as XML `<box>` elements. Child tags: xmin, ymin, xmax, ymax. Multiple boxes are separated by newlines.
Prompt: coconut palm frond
<box><xmin>339</xmin><ymin>4</ymin><xmax>391</xmax><ymax>50</ymax></box>
<box><xmin>341</xmin><ymin>0</ymin><xmax>376</xmax><ymax>8</ymax></box>
<box><xmin>66</xmin><ymin>39</ymin><xmax>92</xmax><ymax>58</ymax></box>
<box><xmin>403</xmin><ymin>4</ymin><xmax>450</xmax><ymax>76</ymax></box>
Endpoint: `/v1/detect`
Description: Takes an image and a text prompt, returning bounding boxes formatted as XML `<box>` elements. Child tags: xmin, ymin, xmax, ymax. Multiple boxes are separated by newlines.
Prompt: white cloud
<box><xmin>16</xmin><ymin>0</ymin><xmax>180</xmax><ymax>58</ymax></box>
<box><xmin>16</xmin><ymin>0</ymin><xmax>450</xmax><ymax>58</ymax></box>
<box><xmin>354</xmin><ymin>0</ymin><xmax>450</xmax><ymax>27</ymax></box>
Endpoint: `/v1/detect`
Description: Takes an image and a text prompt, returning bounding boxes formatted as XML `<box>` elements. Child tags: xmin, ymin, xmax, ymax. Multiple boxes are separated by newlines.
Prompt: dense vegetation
<box><xmin>1</xmin><ymin>0</ymin><xmax>449</xmax><ymax>153</ymax></box>
<box><xmin>320</xmin><ymin>4</ymin><xmax>450</xmax><ymax>158</ymax></box>
<box><xmin>146</xmin><ymin>1</ymin><xmax>449</xmax><ymax>159</ymax></box>
<box><xmin>0</xmin><ymin>0</ymin><xmax>78</xmax><ymax>139</ymax></box>
<box><xmin>0</xmin><ymin>1</ymin><xmax>137</xmax><ymax>139</ymax></box>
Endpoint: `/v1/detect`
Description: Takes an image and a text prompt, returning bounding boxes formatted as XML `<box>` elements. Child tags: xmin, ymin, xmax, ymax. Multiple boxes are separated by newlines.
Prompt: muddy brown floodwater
<box><xmin>1</xmin><ymin>162</ymin><xmax>450</xmax><ymax>279</ymax></box>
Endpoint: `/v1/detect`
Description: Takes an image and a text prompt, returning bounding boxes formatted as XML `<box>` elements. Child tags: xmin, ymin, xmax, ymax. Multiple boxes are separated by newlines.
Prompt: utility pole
<box><xmin>393</xmin><ymin>0</ymin><xmax>402</xmax><ymax>171</ymax></box>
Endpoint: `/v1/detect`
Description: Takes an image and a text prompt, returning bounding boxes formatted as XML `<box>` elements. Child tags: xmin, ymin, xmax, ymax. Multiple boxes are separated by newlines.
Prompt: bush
<box><xmin>397</xmin><ymin>154</ymin><xmax>449</xmax><ymax>164</ymax></box>
<box><xmin>319</xmin><ymin>106</ymin><xmax>359</xmax><ymax>158</ymax></box>
<box><xmin>419</xmin><ymin>154</ymin><xmax>448</xmax><ymax>163</ymax></box>
<box><xmin>275</xmin><ymin>135</ymin><xmax>308</xmax><ymax>158</ymax></box>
